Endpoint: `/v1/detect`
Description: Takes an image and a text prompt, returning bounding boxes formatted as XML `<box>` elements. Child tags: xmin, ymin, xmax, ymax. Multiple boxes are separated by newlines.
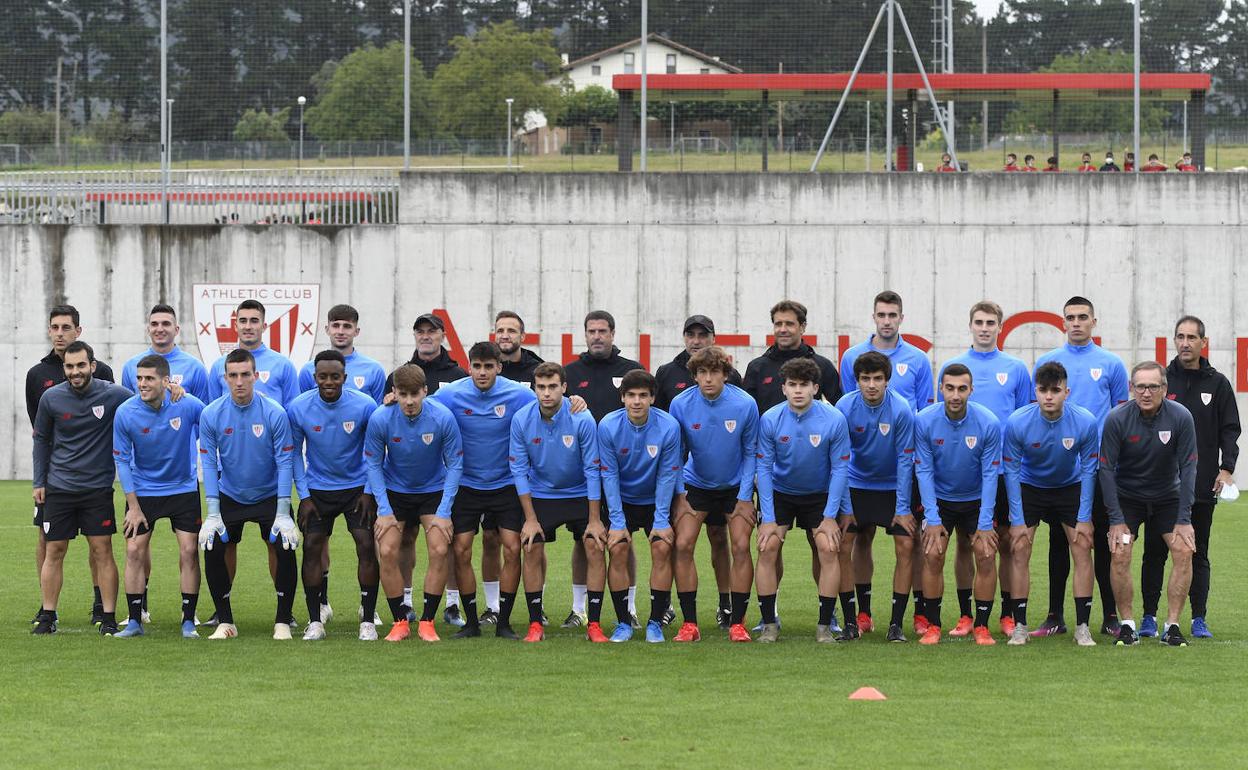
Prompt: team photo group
<box><xmin>28</xmin><ymin>290</ymin><xmax>1239</xmax><ymax>649</ymax></box>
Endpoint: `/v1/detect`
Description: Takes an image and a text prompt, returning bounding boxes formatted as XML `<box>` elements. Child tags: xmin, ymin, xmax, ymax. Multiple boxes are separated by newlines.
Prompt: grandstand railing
<box><xmin>0</xmin><ymin>168</ymin><xmax>400</xmax><ymax>225</ymax></box>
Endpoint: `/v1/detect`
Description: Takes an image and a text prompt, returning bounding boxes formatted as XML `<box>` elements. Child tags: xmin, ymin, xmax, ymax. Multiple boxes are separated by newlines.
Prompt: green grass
<box><xmin>2</xmin><ymin>479</ymin><xmax>1245</xmax><ymax>767</ymax></box>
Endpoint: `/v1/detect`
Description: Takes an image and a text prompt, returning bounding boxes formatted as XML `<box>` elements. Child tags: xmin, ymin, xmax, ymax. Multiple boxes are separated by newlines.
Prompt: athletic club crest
<box><xmin>354</xmin><ymin>376</ymin><xmax>365</xmax><ymax>389</ymax></box>
<box><xmin>878</xmin><ymin>423</ymin><xmax>891</xmax><ymax>436</ymax></box>
<box><xmin>494</xmin><ymin>405</ymin><xmax>506</xmax><ymax>417</ymax></box>
<box><xmin>252</xmin><ymin>424</ymin><xmax>265</xmax><ymax>438</ymax></box>
<box><xmin>258</xmin><ymin>370</ymin><xmax>271</xmax><ymax>383</ymax></box>
<box><xmin>193</xmin><ymin>283</ymin><xmax>320</xmax><ymax>366</ymax></box>
<box><xmin>612</xmin><ymin>377</ymin><xmax>624</xmax><ymax>389</ymax></box>
<box><xmin>1201</xmin><ymin>392</ymin><xmax>1212</xmax><ymax>406</ymax></box>
<box><xmin>170</xmin><ymin>417</ymin><xmax>182</xmax><ymax>431</ymax></box>
<box><xmin>724</xmin><ymin>420</ymin><xmax>737</xmax><ymax>433</ymax></box>
<box><xmin>996</xmin><ymin>372</ymin><xmax>1008</xmax><ymax>386</ymax></box>
<box><xmin>1159</xmin><ymin>431</ymin><xmax>1172</xmax><ymax>444</ymax></box>
<box><xmin>562</xmin><ymin>435</ymin><xmax>575</xmax><ymax>448</ymax></box>
<box><xmin>342</xmin><ymin>421</ymin><xmax>356</xmax><ymax>434</ymax></box>
<box><xmin>1090</xmin><ymin>368</ymin><xmax>1102</xmax><ymax>381</ymax></box>
<box><xmin>896</xmin><ymin>363</ymin><xmax>909</xmax><ymax>376</ymax></box>
<box><xmin>421</xmin><ymin>433</ymin><xmax>434</xmax><ymax>445</ymax></box>
<box><xmin>809</xmin><ymin>434</ymin><xmax>822</xmax><ymax>447</ymax></box>
<box><xmin>92</xmin><ymin>405</ymin><xmax>104</xmax><ymax>419</ymax></box>
<box><xmin>646</xmin><ymin>444</ymin><xmax>659</xmax><ymax>458</ymax></box>
<box><xmin>965</xmin><ymin>435</ymin><xmax>978</xmax><ymax>449</ymax></box>
<box><xmin>171</xmin><ymin>374</ymin><xmax>184</xmax><ymax>385</ymax></box>
<box><xmin>1061</xmin><ymin>437</ymin><xmax>1074</xmax><ymax>450</ymax></box>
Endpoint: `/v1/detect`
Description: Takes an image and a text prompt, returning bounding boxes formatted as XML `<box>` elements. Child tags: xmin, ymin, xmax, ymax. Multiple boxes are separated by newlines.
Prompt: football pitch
<box><xmin>2</xmin><ymin>479</ymin><xmax>1244</xmax><ymax>767</ymax></box>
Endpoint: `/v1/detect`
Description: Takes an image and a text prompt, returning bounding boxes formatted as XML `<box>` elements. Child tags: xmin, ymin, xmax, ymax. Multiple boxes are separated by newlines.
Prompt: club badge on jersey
<box><xmin>896</xmin><ymin>363</ymin><xmax>909</xmax><ymax>376</ymax></box>
<box><xmin>612</xmin><ymin>377</ymin><xmax>623</xmax><ymax>388</ymax></box>
<box><xmin>422</xmin><ymin>433</ymin><xmax>434</xmax><ymax>445</ymax></box>
<box><xmin>170</xmin><ymin>417</ymin><xmax>182</xmax><ymax>430</ymax></box>
<box><xmin>809</xmin><ymin>434</ymin><xmax>822</xmax><ymax>447</ymax></box>
<box><xmin>494</xmin><ymin>405</ymin><xmax>506</xmax><ymax>417</ymax></box>
<box><xmin>1201</xmin><ymin>393</ymin><xmax>1212</xmax><ymax>405</ymax></box>
<box><xmin>1090</xmin><ymin>368</ymin><xmax>1102</xmax><ymax>381</ymax></box>
<box><xmin>996</xmin><ymin>372</ymin><xmax>1008</xmax><ymax>385</ymax></box>
<box><xmin>965</xmin><ymin>436</ymin><xmax>978</xmax><ymax>449</ymax></box>
<box><xmin>725</xmin><ymin>420</ymin><xmax>737</xmax><ymax>433</ymax></box>
<box><xmin>562</xmin><ymin>434</ymin><xmax>575</xmax><ymax>448</ymax></box>
<box><xmin>354</xmin><ymin>376</ymin><xmax>365</xmax><ymax>389</ymax></box>
<box><xmin>879</xmin><ymin>423</ymin><xmax>890</xmax><ymax>435</ymax></box>
<box><xmin>1062</xmin><ymin>437</ymin><xmax>1074</xmax><ymax>450</ymax></box>
<box><xmin>252</xmin><ymin>424</ymin><xmax>264</xmax><ymax>438</ymax></box>
<box><xmin>258</xmin><ymin>371</ymin><xmax>271</xmax><ymax>383</ymax></box>
<box><xmin>342</xmin><ymin>421</ymin><xmax>356</xmax><ymax>434</ymax></box>
<box><xmin>646</xmin><ymin>444</ymin><xmax>658</xmax><ymax>458</ymax></box>
<box><xmin>92</xmin><ymin>405</ymin><xmax>104</xmax><ymax>419</ymax></box>
<box><xmin>171</xmin><ymin>374</ymin><xmax>184</xmax><ymax>385</ymax></box>
<box><xmin>1159</xmin><ymin>431</ymin><xmax>1172</xmax><ymax>444</ymax></box>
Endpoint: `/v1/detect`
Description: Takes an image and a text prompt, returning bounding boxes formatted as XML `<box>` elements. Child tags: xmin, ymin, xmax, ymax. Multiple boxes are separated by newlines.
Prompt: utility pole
<box><xmin>54</xmin><ymin>58</ymin><xmax>63</xmax><ymax>150</ymax></box>
<box><xmin>777</xmin><ymin>62</ymin><xmax>784</xmax><ymax>152</ymax></box>
<box><xmin>981</xmin><ymin>19</ymin><xmax>988</xmax><ymax>151</ymax></box>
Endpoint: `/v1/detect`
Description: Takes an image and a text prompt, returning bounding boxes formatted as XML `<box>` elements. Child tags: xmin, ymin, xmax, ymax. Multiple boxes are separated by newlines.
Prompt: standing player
<box><xmin>563</xmin><ymin>310</ymin><xmax>644</xmax><ymax>629</ymax></box>
<box><xmin>835</xmin><ymin>352</ymin><xmax>917</xmax><ymax>642</ymax></box>
<box><xmin>1033</xmin><ymin>296</ymin><xmax>1128</xmax><ymax>637</ymax></box>
<box><xmin>939</xmin><ymin>301</ymin><xmax>1033</xmax><ymax>635</ymax></box>
<box><xmin>654</xmin><ymin>314</ymin><xmax>737</xmax><ymax>627</ymax></box>
<box><xmin>297</xmin><ymin>305</ymin><xmax>386</xmax><ymax>402</ymax></box>
<box><xmin>598</xmin><ymin>370</ymin><xmax>684</xmax><ymax>642</ymax></box>
<box><xmin>26</xmin><ymin>305</ymin><xmax>116</xmax><ymax>626</ymax></box>
<box><xmin>31</xmin><ymin>341</ymin><xmax>131</xmax><ymax>635</ymax></box>
<box><xmin>197</xmin><ymin>348</ymin><xmax>300</xmax><ymax>640</ymax></box>
<box><xmin>432</xmin><ymin>342</ymin><xmax>537</xmax><ymax>640</ymax></box>
<box><xmin>385</xmin><ymin>313</ymin><xmax>467</xmax><ymax>396</ymax></box>
<box><xmin>510</xmin><ymin>363</ymin><xmax>605</xmax><ymax>642</ymax></box>
<box><xmin>112</xmin><ymin>355</ymin><xmax>206</xmax><ymax>638</ymax></box>
<box><xmin>914</xmin><ymin>364</ymin><xmax>1003</xmax><ymax>645</ymax></box>
<box><xmin>364</xmin><ymin>364</ymin><xmax>462</xmax><ymax>643</ymax></box>
<box><xmin>206</xmin><ymin>300</ymin><xmax>300</xmax><ymax>406</ymax></box>
<box><xmin>1100</xmin><ymin>362</ymin><xmax>1198</xmax><ymax>647</ymax></box>
<box><xmin>1001</xmin><ymin>362</ymin><xmax>1100</xmax><ymax>646</ymax></box>
<box><xmin>669</xmin><ymin>347</ymin><xmax>759</xmax><ymax>642</ymax></box>
<box><xmin>121</xmin><ymin>304</ymin><xmax>210</xmax><ymax>401</ymax></box>
<box><xmin>754</xmin><ymin>358</ymin><xmax>851</xmax><ymax>643</ymax></box>
<box><xmin>1140</xmin><ymin>316</ymin><xmax>1240</xmax><ymax>638</ymax></box>
<box><xmin>744</xmin><ymin>301</ymin><xmax>842</xmax><ymax>413</ymax></box>
<box><xmin>288</xmin><ymin>350</ymin><xmax>380</xmax><ymax>641</ymax></box>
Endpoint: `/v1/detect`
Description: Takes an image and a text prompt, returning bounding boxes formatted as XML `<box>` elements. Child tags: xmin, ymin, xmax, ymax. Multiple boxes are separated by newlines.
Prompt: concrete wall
<box><xmin>3</xmin><ymin>172</ymin><xmax>1245</xmax><ymax>482</ymax></box>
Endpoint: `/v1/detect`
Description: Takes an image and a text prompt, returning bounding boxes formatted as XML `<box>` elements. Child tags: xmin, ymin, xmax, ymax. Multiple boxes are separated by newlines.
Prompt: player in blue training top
<box><xmin>598</xmin><ymin>369</ymin><xmax>683</xmax><ymax>643</ymax></box>
<box><xmin>431</xmin><ymin>341</ymin><xmax>537</xmax><ymax>641</ymax></box>
<box><xmin>296</xmin><ymin>304</ymin><xmax>387</xmax><ymax>402</ymax></box>
<box><xmin>510</xmin><ymin>362</ymin><xmax>604</xmax><ymax>643</ymax></box>
<box><xmin>834</xmin><ymin>351</ymin><xmax>917</xmax><ymax>643</ymax></box>
<box><xmin>839</xmin><ymin>290</ymin><xmax>934</xmax><ymax>412</ymax></box>
<box><xmin>1033</xmin><ymin>296</ymin><xmax>1129</xmax><ymax>638</ymax></box>
<box><xmin>1002</xmin><ymin>361</ymin><xmax>1100</xmax><ymax>646</ymax></box>
<box><xmin>112</xmin><ymin>354</ymin><xmax>206</xmax><ymax>639</ymax></box>
<box><xmin>287</xmin><ymin>350</ymin><xmax>380</xmax><ymax>642</ymax></box>
<box><xmin>668</xmin><ymin>346</ymin><xmax>760</xmax><ymax>643</ymax></box>
<box><xmin>914</xmin><ymin>364</ymin><xmax>1002</xmax><ymax>646</ymax></box>
<box><xmin>938</xmin><ymin>301</ymin><xmax>1033</xmax><ymax>638</ymax></box>
<box><xmin>121</xmin><ymin>303</ymin><xmax>211</xmax><ymax>402</ymax></box>
<box><xmin>364</xmin><ymin>364</ymin><xmax>463</xmax><ymax>644</ymax></box>
<box><xmin>754</xmin><ymin>357</ymin><xmax>851</xmax><ymax>643</ymax></box>
<box><xmin>205</xmin><ymin>299</ymin><xmax>300</xmax><ymax>407</ymax></box>
<box><xmin>197</xmin><ymin>348</ymin><xmax>299</xmax><ymax>641</ymax></box>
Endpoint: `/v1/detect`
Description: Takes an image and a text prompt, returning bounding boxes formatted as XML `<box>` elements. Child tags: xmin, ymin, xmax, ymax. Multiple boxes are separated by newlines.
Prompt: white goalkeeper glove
<box><xmin>199</xmin><ymin>498</ymin><xmax>228</xmax><ymax>550</ymax></box>
<box><xmin>269</xmin><ymin>497</ymin><xmax>300</xmax><ymax>550</ymax></box>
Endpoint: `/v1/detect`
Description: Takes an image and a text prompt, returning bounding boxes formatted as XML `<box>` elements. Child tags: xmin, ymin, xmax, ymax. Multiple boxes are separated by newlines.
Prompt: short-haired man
<box><xmin>914</xmin><ymin>364</ymin><xmax>1002</xmax><ymax>645</ymax></box>
<box><xmin>197</xmin><ymin>348</ymin><xmax>300</xmax><ymax>640</ymax></box>
<box><xmin>287</xmin><ymin>350</ymin><xmax>381</xmax><ymax>640</ymax></box>
<box><xmin>297</xmin><ymin>304</ymin><xmax>387</xmax><ymax>402</ymax></box>
<box><xmin>669</xmin><ymin>346</ymin><xmax>760</xmax><ymax>642</ymax></box>
<box><xmin>834</xmin><ymin>352</ymin><xmax>917</xmax><ymax>642</ymax></box>
<box><xmin>744</xmin><ymin>301</ymin><xmax>842</xmax><ymax>414</ymax></box>
<box><xmin>31</xmin><ymin>341</ymin><xmax>131</xmax><ymax>635</ymax></box>
<box><xmin>365</xmin><ymin>364</ymin><xmax>462</xmax><ymax>643</ymax></box>
<box><xmin>122</xmin><ymin>304</ymin><xmax>210</xmax><ymax>402</ymax></box>
<box><xmin>1139</xmin><ymin>317</ymin><xmax>1240</xmax><ymax>639</ymax></box>
<box><xmin>385</xmin><ymin>313</ymin><xmax>467</xmax><ymax>397</ymax></box>
<box><xmin>494</xmin><ymin>311</ymin><xmax>544</xmax><ymax>386</ymax></box>
<box><xmin>598</xmin><ymin>370</ymin><xmax>684</xmax><ymax>642</ymax></box>
<box><xmin>939</xmin><ymin>301</ymin><xmax>1033</xmax><ymax>636</ymax></box>
<box><xmin>206</xmin><ymin>300</ymin><xmax>300</xmax><ymax>407</ymax></box>
<box><xmin>112</xmin><ymin>354</ymin><xmax>207</xmax><ymax>638</ymax></box>
<box><xmin>655</xmin><ymin>314</ymin><xmax>739</xmax><ymax>627</ymax></box>
<box><xmin>755</xmin><ymin>357</ymin><xmax>851</xmax><ymax>642</ymax></box>
<box><xmin>1100</xmin><ymin>362</ymin><xmax>1198</xmax><ymax>646</ymax></box>
<box><xmin>511</xmin><ymin>362</ymin><xmax>606</xmax><ymax>642</ymax></box>
<box><xmin>1033</xmin><ymin>296</ymin><xmax>1128</xmax><ymax>637</ymax></box>
<box><xmin>431</xmin><ymin>341</ymin><xmax>538</xmax><ymax>640</ymax></box>
<box><xmin>1002</xmin><ymin>362</ymin><xmax>1100</xmax><ymax>646</ymax></box>
<box><xmin>27</xmin><ymin>305</ymin><xmax>116</xmax><ymax>625</ymax></box>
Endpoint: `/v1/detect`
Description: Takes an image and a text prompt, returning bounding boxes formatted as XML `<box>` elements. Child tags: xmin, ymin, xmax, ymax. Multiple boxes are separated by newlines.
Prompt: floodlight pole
<box><xmin>640</xmin><ymin>0</ymin><xmax>648</xmax><ymax>172</ymax></box>
<box><xmin>885</xmin><ymin>0</ymin><xmax>894</xmax><ymax>171</ymax></box>
<box><xmin>1132</xmin><ymin>0</ymin><xmax>1140</xmax><ymax>174</ymax></box>
<box><xmin>160</xmin><ymin>0</ymin><xmax>168</xmax><ymax>223</ymax></box>
<box><xmin>404</xmin><ymin>0</ymin><xmax>411</xmax><ymax>170</ymax></box>
<box><xmin>945</xmin><ymin>0</ymin><xmax>954</xmax><ymax>152</ymax></box>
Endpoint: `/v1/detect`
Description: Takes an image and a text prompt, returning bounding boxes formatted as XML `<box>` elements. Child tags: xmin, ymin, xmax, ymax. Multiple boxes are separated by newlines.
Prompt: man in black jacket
<box><xmin>25</xmin><ymin>304</ymin><xmax>116</xmax><ymax>626</ymax></box>
<box><xmin>494</xmin><ymin>310</ymin><xmax>543</xmax><ymax>387</ymax></box>
<box><xmin>1139</xmin><ymin>316</ymin><xmax>1241</xmax><ymax>639</ymax></box>
<box><xmin>563</xmin><ymin>310</ymin><xmax>644</xmax><ymax>627</ymax></box>
<box><xmin>743</xmin><ymin>300</ymin><xmax>843</xmax><ymax>414</ymax></box>
<box><xmin>384</xmin><ymin>313</ymin><xmax>467</xmax><ymax>396</ymax></box>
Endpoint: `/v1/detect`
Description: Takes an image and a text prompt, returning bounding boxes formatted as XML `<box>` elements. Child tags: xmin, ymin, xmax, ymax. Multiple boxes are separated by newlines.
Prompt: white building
<box><xmin>556</xmin><ymin>33</ymin><xmax>743</xmax><ymax>92</ymax></box>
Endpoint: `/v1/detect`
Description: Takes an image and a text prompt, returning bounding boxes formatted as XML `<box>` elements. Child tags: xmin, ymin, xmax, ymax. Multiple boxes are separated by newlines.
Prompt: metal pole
<box><xmin>670</xmin><ymin>102</ymin><xmax>675</xmax><ymax>152</ymax></box>
<box><xmin>1183</xmin><ymin>100</ymin><xmax>1188</xmax><ymax>153</ymax></box>
<box><xmin>1133</xmin><ymin>0</ymin><xmax>1140</xmax><ymax>173</ymax></box>
<box><xmin>640</xmin><ymin>0</ymin><xmax>648</xmax><ymax>172</ymax></box>
<box><xmin>810</xmin><ymin>1</ymin><xmax>889</xmax><ymax>170</ymax></box>
<box><xmin>894</xmin><ymin>3</ymin><xmax>959</xmax><ymax>168</ymax></box>
<box><xmin>160</xmin><ymin>0</ymin><xmax>168</xmax><ymax>223</ymax></box>
<box><xmin>945</xmin><ymin>0</ymin><xmax>954</xmax><ymax>151</ymax></box>
<box><xmin>866</xmin><ymin>101</ymin><xmax>871</xmax><ymax>171</ymax></box>
<box><xmin>297</xmin><ymin>96</ymin><xmax>305</xmax><ymax>169</ymax></box>
<box><xmin>404</xmin><ymin>0</ymin><xmax>411</xmax><ymax>170</ymax></box>
<box><xmin>885</xmin><ymin>0</ymin><xmax>894</xmax><ymax>171</ymax></box>
<box><xmin>165</xmin><ymin>99</ymin><xmax>174</xmax><ymax>224</ymax></box>
<box><xmin>506</xmin><ymin>98</ymin><xmax>514</xmax><ymax>169</ymax></box>
<box><xmin>981</xmin><ymin>19</ymin><xmax>988</xmax><ymax>151</ymax></box>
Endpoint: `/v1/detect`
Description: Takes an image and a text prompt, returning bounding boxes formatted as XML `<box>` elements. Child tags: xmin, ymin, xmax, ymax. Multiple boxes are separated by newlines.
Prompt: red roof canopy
<box><xmin>612</xmin><ymin>72</ymin><xmax>1209</xmax><ymax>102</ymax></box>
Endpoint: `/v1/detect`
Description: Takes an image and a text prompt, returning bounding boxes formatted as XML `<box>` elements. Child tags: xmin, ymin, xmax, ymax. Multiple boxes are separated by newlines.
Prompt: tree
<box><xmin>305</xmin><ymin>41</ymin><xmax>433</xmax><ymax>141</ymax></box>
<box><xmin>556</xmin><ymin>84</ymin><xmax>617</xmax><ymax>127</ymax></box>
<box><xmin>0</xmin><ymin>109</ymin><xmax>58</xmax><ymax>144</ymax></box>
<box><xmin>233</xmin><ymin>108</ymin><xmax>293</xmax><ymax>141</ymax></box>
<box><xmin>1002</xmin><ymin>49</ymin><xmax>1167</xmax><ymax>134</ymax></box>
<box><xmin>431</xmin><ymin>21</ymin><xmax>563</xmax><ymax>140</ymax></box>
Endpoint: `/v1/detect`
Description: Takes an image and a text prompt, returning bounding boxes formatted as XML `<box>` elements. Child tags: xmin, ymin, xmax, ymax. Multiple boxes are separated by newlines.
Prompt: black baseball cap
<box><xmin>413</xmin><ymin>313</ymin><xmax>444</xmax><ymax>331</ymax></box>
<box><xmin>683</xmin><ymin>315</ymin><xmax>715</xmax><ymax>335</ymax></box>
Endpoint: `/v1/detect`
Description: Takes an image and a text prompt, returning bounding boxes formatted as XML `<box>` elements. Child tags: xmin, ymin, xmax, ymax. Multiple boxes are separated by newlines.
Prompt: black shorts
<box><xmin>132</xmin><ymin>490</ymin><xmax>201</xmax><ymax>536</ymax></box>
<box><xmin>991</xmin><ymin>475</ymin><xmax>1011</xmax><ymax>528</ymax></box>
<box><xmin>620</xmin><ymin>502</ymin><xmax>657</xmax><ymax>535</ymax></box>
<box><xmin>1020</xmin><ymin>482</ymin><xmax>1080</xmax><ymax>529</ymax></box>
<box><xmin>532</xmin><ymin>497</ymin><xmax>589</xmax><ymax>543</ymax></box>
<box><xmin>773</xmin><ymin>491</ymin><xmax>828</xmax><ymax>531</ymax></box>
<box><xmin>389</xmin><ymin>490</ymin><xmax>444</xmax><ymax>527</ymax></box>
<box><xmin>220</xmin><ymin>493</ymin><xmax>282</xmax><ymax>544</ymax></box>
<box><xmin>42</xmin><ymin>487</ymin><xmax>117</xmax><ymax>541</ymax></box>
<box><xmin>686</xmin><ymin>485</ymin><xmax>739</xmax><ymax>527</ymax></box>
<box><xmin>933</xmin><ymin>498</ymin><xmax>981</xmax><ymax>537</ymax></box>
<box><xmin>1120</xmin><ymin>495</ymin><xmax>1179</xmax><ymax>538</ymax></box>
<box><xmin>846</xmin><ymin>488</ymin><xmax>911</xmax><ymax>536</ymax></box>
<box><xmin>32</xmin><ymin>503</ymin><xmax>44</xmax><ymax>528</ymax></box>
<box><xmin>452</xmin><ymin>485</ymin><xmax>524</xmax><ymax>535</ymax></box>
<box><xmin>303</xmin><ymin>486</ymin><xmax>367</xmax><ymax>535</ymax></box>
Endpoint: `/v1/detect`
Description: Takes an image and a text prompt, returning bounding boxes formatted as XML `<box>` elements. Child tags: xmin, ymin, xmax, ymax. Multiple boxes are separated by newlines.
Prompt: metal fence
<box><xmin>0</xmin><ymin>168</ymin><xmax>400</xmax><ymax>225</ymax></box>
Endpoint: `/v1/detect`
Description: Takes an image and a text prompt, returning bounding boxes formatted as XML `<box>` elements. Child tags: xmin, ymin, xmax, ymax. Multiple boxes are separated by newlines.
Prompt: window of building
<box><xmin>591</xmin><ymin>64</ymin><xmax>601</xmax><ymax>76</ymax></box>
<box><xmin>623</xmin><ymin>52</ymin><xmax>635</xmax><ymax>74</ymax></box>
<box><xmin>700</xmin><ymin>68</ymin><xmax>710</xmax><ymax>75</ymax></box>
<box><xmin>666</xmin><ymin>54</ymin><xmax>677</xmax><ymax>74</ymax></box>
